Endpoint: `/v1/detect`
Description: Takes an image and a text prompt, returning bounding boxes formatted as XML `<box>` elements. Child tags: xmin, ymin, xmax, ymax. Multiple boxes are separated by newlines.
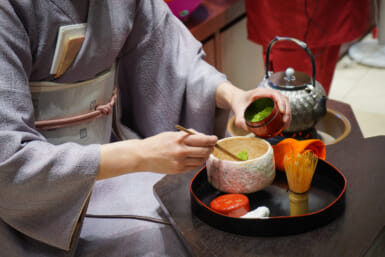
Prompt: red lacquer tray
<box><xmin>190</xmin><ymin>159</ymin><xmax>346</xmax><ymax>236</ymax></box>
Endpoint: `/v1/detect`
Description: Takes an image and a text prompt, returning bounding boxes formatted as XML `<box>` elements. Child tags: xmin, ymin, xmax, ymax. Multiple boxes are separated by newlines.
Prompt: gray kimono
<box><xmin>0</xmin><ymin>0</ymin><xmax>227</xmax><ymax>256</ymax></box>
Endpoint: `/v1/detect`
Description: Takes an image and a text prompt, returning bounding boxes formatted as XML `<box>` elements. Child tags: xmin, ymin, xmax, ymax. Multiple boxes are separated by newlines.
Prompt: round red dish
<box><xmin>210</xmin><ymin>194</ymin><xmax>250</xmax><ymax>218</ymax></box>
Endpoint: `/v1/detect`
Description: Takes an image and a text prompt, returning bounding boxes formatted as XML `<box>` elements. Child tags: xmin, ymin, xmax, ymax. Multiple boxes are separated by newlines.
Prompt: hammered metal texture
<box><xmin>258</xmin><ymin>79</ymin><xmax>327</xmax><ymax>132</ymax></box>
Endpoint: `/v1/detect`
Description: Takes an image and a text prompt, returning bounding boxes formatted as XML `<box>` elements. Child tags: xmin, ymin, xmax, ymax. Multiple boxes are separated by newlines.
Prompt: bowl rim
<box><xmin>244</xmin><ymin>97</ymin><xmax>277</xmax><ymax>126</ymax></box>
<box><xmin>209</xmin><ymin>136</ymin><xmax>272</xmax><ymax>164</ymax></box>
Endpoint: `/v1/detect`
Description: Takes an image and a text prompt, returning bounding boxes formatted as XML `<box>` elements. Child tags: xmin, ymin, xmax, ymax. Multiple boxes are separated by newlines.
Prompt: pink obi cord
<box><xmin>35</xmin><ymin>87</ymin><xmax>118</xmax><ymax>130</ymax></box>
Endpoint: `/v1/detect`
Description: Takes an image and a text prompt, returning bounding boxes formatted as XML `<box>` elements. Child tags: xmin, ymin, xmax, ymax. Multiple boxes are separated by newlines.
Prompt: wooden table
<box><xmin>153</xmin><ymin>99</ymin><xmax>385</xmax><ymax>257</ymax></box>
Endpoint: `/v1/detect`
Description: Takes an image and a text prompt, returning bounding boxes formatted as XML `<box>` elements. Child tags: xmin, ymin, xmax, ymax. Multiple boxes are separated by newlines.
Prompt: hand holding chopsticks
<box><xmin>175</xmin><ymin>125</ymin><xmax>242</xmax><ymax>161</ymax></box>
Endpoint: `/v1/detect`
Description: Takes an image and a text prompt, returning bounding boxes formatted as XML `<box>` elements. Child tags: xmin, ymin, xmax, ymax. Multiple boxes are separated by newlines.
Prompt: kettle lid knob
<box><xmin>269</xmin><ymin>67</ymin><xmax>312</xmax><ymax>90</ymax></box>
<box><xmin>285</xmin><ymin>67</ymin><xmax>295</xmax><ymax>82</ymax></box>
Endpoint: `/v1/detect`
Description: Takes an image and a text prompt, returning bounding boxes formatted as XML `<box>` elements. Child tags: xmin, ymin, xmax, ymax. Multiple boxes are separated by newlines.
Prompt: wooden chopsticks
<box><xmin>175</xmin><ymin>125</ymin><xmax>242</xmax><ymax>161</ymax></box>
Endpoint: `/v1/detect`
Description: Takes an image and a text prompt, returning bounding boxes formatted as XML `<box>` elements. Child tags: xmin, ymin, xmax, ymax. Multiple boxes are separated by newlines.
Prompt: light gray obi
<box><xmin>30</xmin><ymin>65</ymin><xmax>116</xmax><ymax>145</ymax></box>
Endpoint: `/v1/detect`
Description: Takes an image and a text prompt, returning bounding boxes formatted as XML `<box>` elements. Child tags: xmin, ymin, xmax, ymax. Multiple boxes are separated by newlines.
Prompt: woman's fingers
<box><xmin>182</xmin><ymin>144</ymin><xmax>214</xmax><ymax>158</ymax></box>
<box><xmin>178</xmin><ymin>131</ymin><xmax>217</xmax><ymax>158</ymax></box>
<box><xmin>251</xmin><ymin>88</ymin><xmax>289</xmax><ymax>115</ymax></box>
<box><xmin>182</xmin><ymin>132</ymin><xmax>217</xmax><ymax>147</ymax></box>
<box><xmin>183</xmin><ymin>157</ymin><xmax>209</xmax><ymax>168</ymax></box>
<box><xmin>248</xmin><ymin>88</ymin><xmax>292</xmax><ymax>129</ymax></box>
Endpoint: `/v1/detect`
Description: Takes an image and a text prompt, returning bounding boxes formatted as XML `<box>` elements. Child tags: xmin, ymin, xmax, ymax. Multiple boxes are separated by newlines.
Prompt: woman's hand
<box><xmin>97</xmin><ymin>130</ymin><xmax>217</xmax><ymax>179</ymax></box>
<box><xmin>138</xmin><ymin>130</ymin><xmax>217</xmax><ymax>174</ymax></box>
<box><xmin>231</xmin><ymin>87</ymin><xmax>291</xmax><ymax>131</ymax></box>
<box><xmin>215</xmin><ymin>82</ymin><xmax>291</xmax><ymax>131</ymax></box>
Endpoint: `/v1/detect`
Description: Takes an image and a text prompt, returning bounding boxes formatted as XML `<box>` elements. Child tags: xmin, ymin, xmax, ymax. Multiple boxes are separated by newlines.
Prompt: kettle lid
<box><xmin>269</xmin><ymin>67</ymin><xmax>312</xmax><ymax>90</ymax></box>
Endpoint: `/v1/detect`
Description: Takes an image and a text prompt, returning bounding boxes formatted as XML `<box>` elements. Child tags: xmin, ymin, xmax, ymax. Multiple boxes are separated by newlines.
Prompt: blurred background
<box><xmin>165</xmin><ymin>0</ymin><xmax>385</xmax><ymax>138</ymax></box>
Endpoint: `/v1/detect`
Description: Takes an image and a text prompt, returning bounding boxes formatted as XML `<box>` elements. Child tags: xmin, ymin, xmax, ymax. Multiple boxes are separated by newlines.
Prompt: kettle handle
<box><xmin>265</xmin><ymin>36</ymin><xmax>316</xmax><ymax>88</ymax></box>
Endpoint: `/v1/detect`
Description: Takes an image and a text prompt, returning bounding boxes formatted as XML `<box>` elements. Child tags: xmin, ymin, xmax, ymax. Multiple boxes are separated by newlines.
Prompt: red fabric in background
<box><xmin>245</xmin><ymin>0</ymin><xmax>369</xmax><ymax>94</ymax></box>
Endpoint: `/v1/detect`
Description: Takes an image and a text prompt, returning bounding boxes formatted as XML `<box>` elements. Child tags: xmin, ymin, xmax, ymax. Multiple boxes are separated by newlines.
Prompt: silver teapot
<box><xmin>258</xmin><ymin>36</ymin><xmax>327</xmax><ymax>133</ymax></box>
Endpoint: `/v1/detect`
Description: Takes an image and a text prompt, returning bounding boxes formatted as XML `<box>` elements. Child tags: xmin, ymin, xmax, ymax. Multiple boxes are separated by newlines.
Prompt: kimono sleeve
<box><xmin>117</xmin><ymin>0</ymin><xmax>229</xmax><ymax>138</ymax></box>
<box><xmin>0</xmin><ymin>2</ymin><xmax>99</xmax><ymax>251</ymax></box>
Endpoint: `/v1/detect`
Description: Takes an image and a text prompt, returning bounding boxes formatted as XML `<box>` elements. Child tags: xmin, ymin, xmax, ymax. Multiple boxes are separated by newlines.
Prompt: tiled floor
<box><xmin>329</xmin><ymin>38</ymin><xmax>385</xmax><ymax>138</ymax></box>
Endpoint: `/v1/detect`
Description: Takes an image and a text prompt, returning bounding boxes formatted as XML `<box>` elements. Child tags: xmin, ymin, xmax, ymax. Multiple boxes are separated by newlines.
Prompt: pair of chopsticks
<box><xmin>175</xmin><ymin>125</ymin><xmax>242</xmax><ymax>161</ymax></box>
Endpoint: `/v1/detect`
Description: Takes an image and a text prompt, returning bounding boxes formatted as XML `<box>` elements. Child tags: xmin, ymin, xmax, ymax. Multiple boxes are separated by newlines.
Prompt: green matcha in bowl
<box><xmin>206</xmin><ymin>136</ymin><xmax>275</xmax><ymax>194</ymax></box>
<box><xmin>244</xmin><ymin>97</ymin><xmax>284</xmax><ymax>138</ymax></box>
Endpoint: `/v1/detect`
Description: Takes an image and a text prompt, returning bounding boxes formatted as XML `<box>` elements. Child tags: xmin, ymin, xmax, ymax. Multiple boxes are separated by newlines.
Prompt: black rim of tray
<box><xmin>190</xmin><ymin>159</ymin><xmax>346</xmax><ymax>236</ymax></box>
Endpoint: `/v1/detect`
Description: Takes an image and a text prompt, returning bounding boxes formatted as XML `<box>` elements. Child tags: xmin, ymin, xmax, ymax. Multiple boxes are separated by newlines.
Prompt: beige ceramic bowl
<box><xmin>206</xmin><ymin>136</ymin><xmax>275</xmax><ymax>194</ymax></box>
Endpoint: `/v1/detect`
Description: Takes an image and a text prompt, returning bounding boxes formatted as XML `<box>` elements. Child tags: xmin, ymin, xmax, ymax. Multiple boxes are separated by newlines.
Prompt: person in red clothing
<box><xmin>245</xmin><ymin>0</ymin><xmax>370</xmax><ymax>95</ymax></box>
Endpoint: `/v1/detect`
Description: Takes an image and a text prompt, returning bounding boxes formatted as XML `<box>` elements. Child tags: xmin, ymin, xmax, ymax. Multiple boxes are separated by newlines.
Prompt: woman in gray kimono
<box><xmin>0</xmin><ymin>0</ymin><xmax>290</xmax><ymax>256</ymax></box>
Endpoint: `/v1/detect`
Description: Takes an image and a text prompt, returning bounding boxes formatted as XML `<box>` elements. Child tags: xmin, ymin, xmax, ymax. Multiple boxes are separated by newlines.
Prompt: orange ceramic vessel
<box><xmin>245</xmin><ymin>98</ymin><xmax>284</xmax><ymax>138</ymax></box>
